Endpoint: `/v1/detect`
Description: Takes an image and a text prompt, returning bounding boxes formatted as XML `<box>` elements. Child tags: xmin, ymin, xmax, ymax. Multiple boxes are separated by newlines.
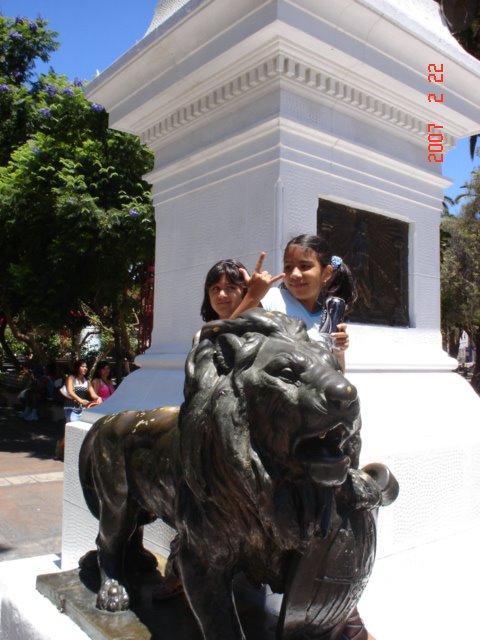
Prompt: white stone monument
<box><xmin>59</xmin><ymin>1</ymin><xmax>480</xmax><ymax>638</ymax></box>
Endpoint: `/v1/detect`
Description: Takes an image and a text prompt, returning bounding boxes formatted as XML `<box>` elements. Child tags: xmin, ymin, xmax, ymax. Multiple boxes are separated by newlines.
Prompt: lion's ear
<box><xmin>215</xmin><ymin>334</ymin><xmax>263</xmax><ymax>374</ymax></box>
<box><xmin>215</xmin><ymin>334</ymin><xmax>244</xmax><ymax>373</ymax></box>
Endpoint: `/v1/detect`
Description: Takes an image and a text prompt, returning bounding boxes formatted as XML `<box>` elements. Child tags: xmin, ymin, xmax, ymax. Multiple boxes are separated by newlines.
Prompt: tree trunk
<box><xmin>112</xmin><ymin>298</ymin><xmax>123</xmax><ymax>385</ymax></box>
<box><xmin>121</xmin><ymin>321</ymin><xmax>136</xmax><ymax>361</ymax></box>
<box><xmin>448</xmin><ymin>327</ymin><xmax>459</xmax><ymax>359</ymax></box>
<box><xmin>471</xmin><ymin>327</ymin><xmax>480</xmax><ymax>394</ymax></box>
<box><xmin>3</xmin><ymin>310</ymin><xmax>46</xmax><ymax>366</ymax></box>
<box><xmin>88</xmin><ymin>339</ymin><xmax>114</xmax><ymax>381</ymax></box>
<box><xmin>0</xmin><ymin>317</ymin><xmax>19</xmax><ymax>368</ymax></box>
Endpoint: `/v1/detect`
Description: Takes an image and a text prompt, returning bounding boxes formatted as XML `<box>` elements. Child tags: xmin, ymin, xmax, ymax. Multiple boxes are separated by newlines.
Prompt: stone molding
<box><xmin>145</xmin><ymin>117</ymin><xmax>451</xmax><ymax>192</ymax></box>
<box><xmin>140</xmin><ymin>52</ymin><xmax>456</xmax><ymax>150</ymax></box>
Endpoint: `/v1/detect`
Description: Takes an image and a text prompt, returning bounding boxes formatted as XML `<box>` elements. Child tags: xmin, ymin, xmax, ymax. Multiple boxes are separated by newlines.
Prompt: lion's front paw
<box><xmin>96</xmin><ymin>579</ymin><xmax>130</xmax><ymax>612</ymax></box>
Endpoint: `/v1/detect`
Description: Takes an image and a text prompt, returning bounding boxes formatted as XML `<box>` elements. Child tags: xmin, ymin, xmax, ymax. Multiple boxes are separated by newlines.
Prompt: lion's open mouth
<box><xmin>293</xmin><ymin>426</ymin><xmax>350</xmax><ymax>486</ymax></box>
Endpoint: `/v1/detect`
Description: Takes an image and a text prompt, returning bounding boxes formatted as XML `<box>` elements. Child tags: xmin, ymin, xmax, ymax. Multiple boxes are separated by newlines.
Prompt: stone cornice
<box><xmin>88</xmin><ymin>1</ymin><xmax>480</xmax><ymax>145</ymax></box>
<box><xmin>140</xmin><ymin>52</ymin><xmax>456</xmax><ymax>150</ymax></box>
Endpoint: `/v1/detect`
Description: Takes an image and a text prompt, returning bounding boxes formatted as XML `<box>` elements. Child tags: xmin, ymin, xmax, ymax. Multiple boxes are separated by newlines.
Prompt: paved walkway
<box><xmin>0</xmin><ymin>406</ymin><xmax>65</xmax><ymax>562</ymax></box>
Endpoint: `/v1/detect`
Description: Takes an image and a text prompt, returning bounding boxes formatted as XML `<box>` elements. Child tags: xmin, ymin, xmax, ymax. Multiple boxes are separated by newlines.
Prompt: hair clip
<box><xmin>330</xmin><ymin>255</ymin><xmax>343</xmax><ymax>269</ymax></box>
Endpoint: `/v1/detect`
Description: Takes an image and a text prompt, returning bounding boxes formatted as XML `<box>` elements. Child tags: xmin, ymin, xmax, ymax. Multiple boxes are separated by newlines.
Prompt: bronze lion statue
<box><xmin>79</xmin><ymin>308</ymin><xmax>398</xmax><ymax>639</ymax></box>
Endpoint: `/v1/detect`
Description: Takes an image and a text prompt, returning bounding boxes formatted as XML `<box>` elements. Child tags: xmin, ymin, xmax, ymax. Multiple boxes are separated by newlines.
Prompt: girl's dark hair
<box><xmin>284</xmin><ymin>234</ymin><xmax>357</xmax><ymax>310</ymax></box>
<box><xmin>72</xmin><ymin>360</ymin><xmax>87</xmax><ymax>377</ymax></box>
<box><xmin>93</xmin><ymin>360</ymin><xmax>110</xmax><ymax>380</ymax></box>
<box><xmin>200</xmin><ymin>258</ymin><xmax>248</xmax><ymax>322</ymax></box>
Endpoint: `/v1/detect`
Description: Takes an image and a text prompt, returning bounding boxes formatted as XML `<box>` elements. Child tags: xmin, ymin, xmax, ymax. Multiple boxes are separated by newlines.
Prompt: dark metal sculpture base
<box><xmin>36</xmin><ymin>565</ymin><xmax>278</xmax><ymax>640</ymax></box>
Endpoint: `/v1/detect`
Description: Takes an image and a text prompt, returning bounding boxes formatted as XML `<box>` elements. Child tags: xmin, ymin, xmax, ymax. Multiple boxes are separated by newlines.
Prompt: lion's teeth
<box><xmin>319</xmin><ymin>433</ymin><xmax>326</xmax><ymax>439</ymax></box>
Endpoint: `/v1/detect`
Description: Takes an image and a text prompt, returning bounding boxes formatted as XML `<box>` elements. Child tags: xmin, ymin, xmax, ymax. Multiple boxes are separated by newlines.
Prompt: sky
<box><xmin>1</xmin><ymin>0</ymin><xmax>479</xmax><ymax>213</ymax></box>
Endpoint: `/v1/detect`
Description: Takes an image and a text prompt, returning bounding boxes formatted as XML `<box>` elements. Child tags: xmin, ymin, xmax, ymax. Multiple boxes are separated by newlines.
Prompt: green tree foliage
<box><xmin>441</xmin><ymin>169</ymin><xmax>480</xmax><ymax>390</ymax></box>
<box><xmin>0</xmin><ymin>15</ymin><xmax>154</xmax><ymax>369</ymax></box>
<box><xmin>0</xmin><ymin>16</ymin><xmax>59</xmax><ymax>163</ymax></box>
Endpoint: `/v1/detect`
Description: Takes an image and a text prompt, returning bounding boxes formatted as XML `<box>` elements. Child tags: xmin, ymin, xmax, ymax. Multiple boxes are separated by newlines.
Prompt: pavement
<box><xmin>0</xmin><ymin>405</ymin><xmax>65</xmax><ymax>562</ymax></box>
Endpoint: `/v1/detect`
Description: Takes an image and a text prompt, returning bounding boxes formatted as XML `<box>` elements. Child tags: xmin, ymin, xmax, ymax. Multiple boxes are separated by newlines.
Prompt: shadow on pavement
<box><xmin>0</xmin><ymin>406</ymin><xmax>65</xmax><ymax>560</ymax></box>
<box><xmin>0</xmin><ymin>406</ymin><xmax>65</xmax><ymax>460</ymax></box>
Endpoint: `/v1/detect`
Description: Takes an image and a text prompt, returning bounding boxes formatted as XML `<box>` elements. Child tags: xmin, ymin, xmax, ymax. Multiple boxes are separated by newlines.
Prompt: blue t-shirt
<box><xmin>262</xmin><ymin>287</ymin><xmax>332</xmax><ymax>346</ymax></box>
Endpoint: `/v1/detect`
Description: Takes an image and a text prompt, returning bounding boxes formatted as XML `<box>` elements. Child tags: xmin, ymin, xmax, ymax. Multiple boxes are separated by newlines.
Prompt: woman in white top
<box><xmin>64</xmin><ymin>360</ymin><xmax>101</xmax><ymax>423</ymax></box>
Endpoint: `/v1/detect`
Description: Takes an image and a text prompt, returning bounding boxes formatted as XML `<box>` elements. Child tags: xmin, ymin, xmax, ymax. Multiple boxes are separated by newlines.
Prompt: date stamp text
<box><xmin>427</xmin><ymin>63</ymin><xmax>444</xmax><ymax>163</ymax></box>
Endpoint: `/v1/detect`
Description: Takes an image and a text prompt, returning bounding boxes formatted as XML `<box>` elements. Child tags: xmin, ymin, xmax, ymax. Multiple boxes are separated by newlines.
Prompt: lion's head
<box><xmin>180</xmin><ymin>309</ymin><xmax>360</xmax><ymax>504</ymax></box>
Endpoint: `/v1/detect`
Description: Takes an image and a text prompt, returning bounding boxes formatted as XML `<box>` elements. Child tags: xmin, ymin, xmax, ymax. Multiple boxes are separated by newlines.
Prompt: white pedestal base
<box><xmin>0</xmin><ymin>555</ymin><xmax>89</xmax><ymax>640</ymax></box>
<box><xmin>359</xmin><ymin>527</ymin><xmax>480</xmax><ymax>639</ymax></box>
<box><xmin>1</xmin><ymin>535</ymin><xmax>478</xmax><ymax>640</ymax></box>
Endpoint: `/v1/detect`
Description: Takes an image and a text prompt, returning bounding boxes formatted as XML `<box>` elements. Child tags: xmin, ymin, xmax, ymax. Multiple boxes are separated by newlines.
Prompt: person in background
<box><xmin>43</xmin><ymin>362</ymin><xmax>58</xmax><ymax>401</ymax></box>
<box><xmin>92</xmin><ymin>361</ymin><xmax>116</xmax><ymax>401</ymax></box>
<box><xmin>20</xmin><ymin>367</ymin><xmax>45</xmax><ymax>421</ymax></box>
<box><xmin>63</xmin><ymin>360</ymin><xmax>101</xmax><ymax>423</ymax></box>
<box><xmin>55</xmin><ymin>360</ymin><xmax>101</xmax><ymax>461</ymax></box>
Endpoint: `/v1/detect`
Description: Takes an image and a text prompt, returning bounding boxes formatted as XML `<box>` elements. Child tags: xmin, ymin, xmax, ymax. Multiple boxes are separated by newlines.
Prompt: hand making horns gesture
<box><xmin>230</xmin><ymin>251</ymin><xmax>285</xmax><ymax>319</ymax></box>
<box><xmin>228</xmin><ymin>252</ymin><xmax>284</xmax><ymax>320</ymax></box>
<box><xmin>241</xmin><ymin>252</ymin><xmax>284</xmax><ymax>301</ymax></box>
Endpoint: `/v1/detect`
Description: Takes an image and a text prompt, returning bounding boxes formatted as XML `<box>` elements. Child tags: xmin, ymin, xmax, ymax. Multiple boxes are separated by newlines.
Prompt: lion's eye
<box><xmin>265</xmin><ymin>361</ymin><xmax>299</xmax><ymax>383</ymax></box>
<box><xmin>277</xmin><ymin>367</ymin><xmax>297</xmax><ymax>383</ymax></box>
<box><xmin>264</xmin><ymin>355</ymin><xmax>307</xmax><ymax>384</ymax></box>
